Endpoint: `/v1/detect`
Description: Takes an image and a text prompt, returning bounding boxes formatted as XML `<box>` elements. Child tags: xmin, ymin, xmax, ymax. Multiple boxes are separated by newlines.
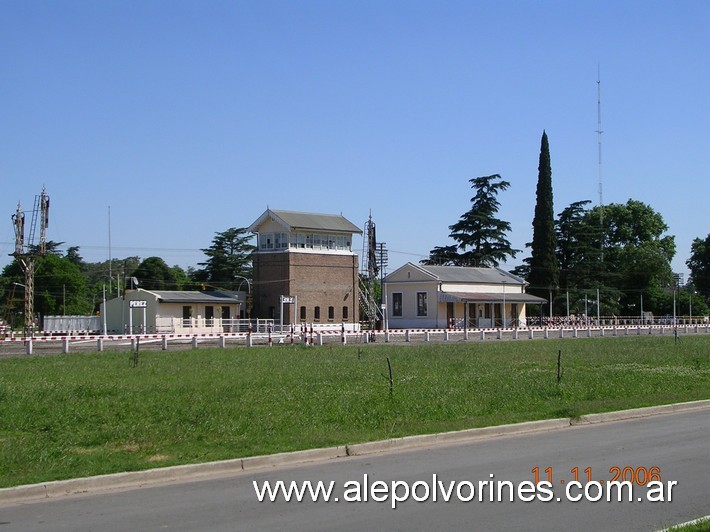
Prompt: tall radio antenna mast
<box><xmin>596</xmin><ymin>66</ymin><xmax>604</xmax><ymax>218</ymax></box>
<box><xmin>596</xmin><ymin>65</ymin><xmax>605</xmax><ymax>261</ymax></box>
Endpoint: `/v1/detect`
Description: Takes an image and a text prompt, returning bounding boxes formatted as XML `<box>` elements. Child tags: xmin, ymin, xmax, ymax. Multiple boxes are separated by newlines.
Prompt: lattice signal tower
<box><xmin>11</xmin><ymin>187</ymin><xmax>50</xmax><ymax>336</ymax></box>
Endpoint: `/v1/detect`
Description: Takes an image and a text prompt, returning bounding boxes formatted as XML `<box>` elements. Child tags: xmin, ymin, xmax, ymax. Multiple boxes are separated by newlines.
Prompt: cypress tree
<box><xmin>527</xmin><ymin>131</ymin><xmax>559</xmax><ymax>299</ymax></box>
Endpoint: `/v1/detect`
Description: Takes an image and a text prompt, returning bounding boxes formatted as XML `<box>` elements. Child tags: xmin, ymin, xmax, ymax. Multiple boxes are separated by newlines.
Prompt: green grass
<box><xmin>667</xmin><ymin>518</ymin><xmax>710</xmax><ymax>531</ymax></box>
<box><xmin>0</xmin><ymin>336</ymin><xmax>709</xmax><ymax>488</ymax></box>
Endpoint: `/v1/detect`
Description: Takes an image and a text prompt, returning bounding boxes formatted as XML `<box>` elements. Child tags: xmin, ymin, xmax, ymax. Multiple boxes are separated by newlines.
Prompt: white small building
<box><xmin>101</xmin><ymin>288</ymin><xmax>245</xmax><ymax>334</ymax></box>
<box><xmin>383</xmin><ymin>262</ymin><xmax>546</xmax><ymax>329</ymax></box>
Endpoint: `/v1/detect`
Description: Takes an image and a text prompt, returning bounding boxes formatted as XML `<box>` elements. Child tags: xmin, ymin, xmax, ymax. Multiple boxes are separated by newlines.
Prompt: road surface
<box><xmin>1</xmin><ymin>409</ymin><xmax>708</xmax><ymax>531</ymax></box>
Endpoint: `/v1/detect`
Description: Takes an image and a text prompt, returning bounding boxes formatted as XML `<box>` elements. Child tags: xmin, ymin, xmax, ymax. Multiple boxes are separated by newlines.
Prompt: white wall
<box><xmin>386</xmin><ymin>281</ymin><xmax>441</xmax><ymax>329</ymax></box>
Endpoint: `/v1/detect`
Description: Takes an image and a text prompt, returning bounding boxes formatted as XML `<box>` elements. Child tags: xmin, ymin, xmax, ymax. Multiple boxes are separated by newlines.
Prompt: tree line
<box><xmin>0</xmin><ymin>228</ymin><xmax>254</xmax><ymax>328</ymax></box>
<box><xmin>4</xmin><ymin>132</ymin><xmax>710</xmax><ymax>326</ymax></box>
<box><xmin>422</xmin><ymin>131</ymin><xmax>710</xmax><ymax>318</ymax></box>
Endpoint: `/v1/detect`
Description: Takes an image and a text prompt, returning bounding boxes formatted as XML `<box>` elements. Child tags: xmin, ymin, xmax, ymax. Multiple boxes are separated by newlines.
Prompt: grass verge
<box><xmin>0</xmin><ymin>335</ymin><xmax>708</xmax><ymax>488</ymax></box>
<box><xmin>666</xmin><ymin>517</ymin><xmax>710</xmax><ymax>531</ymax></box>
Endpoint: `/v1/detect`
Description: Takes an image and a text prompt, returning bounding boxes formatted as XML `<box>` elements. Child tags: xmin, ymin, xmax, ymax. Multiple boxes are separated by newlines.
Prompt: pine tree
<box><xmin>527</xmin><ymin>131</ymin><xmax>559</xmax><ymax>298</ymax></box>
<box><xmin>196</xmin><ymin>227</ymin><xmax>255</xmax><ymax>289</ymax></box>
<box><xmin>424</xmin><ymin>174</ymin><xmax>518</xmax><ymax>267</ymax></box>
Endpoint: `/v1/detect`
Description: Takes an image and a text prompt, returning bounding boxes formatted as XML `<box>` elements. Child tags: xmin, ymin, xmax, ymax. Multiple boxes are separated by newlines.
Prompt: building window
<box><xmin>260</xmin><ymin>233</ymin><xmax>274</xmax><ymax>250</ymax></box>
<box><xmin>182</xmin><ymin>306</ymin><xmax>192</xmax><ymax>320</ymax></box>
<box><xmin>274</xmin><ymin>232</ymin><xmax>288</xmax><ymax>249</ymax></box>
<box><xmin>314</xmin><ymin>306</ymin><xmax>320</xmax><ymax>321</ymax></box>
<box><xmin>291</xmin><ymin>233</ymin><xmax>306</xmax><ymax>248</ymax></box>
<box><xmin>328</xmin><ymin>306</ymin><xmax>335</xmax><ymax>321</ymax></box>
<box><xmin>289</xmin><ymin>232</ymin><xmax>351</xmax><ymax>251</ymax></box>
<box><xmin>342</xmin><ymin>306</ymin><xmax>349</xmax><ymax>321</ymax></box>
<box><xmin>416</xmin><ymin>292</ymin><xmax>428</xmax><ymax>317</ymax></box>
<box><xmin>392</xmin><ymin>293</ymin><xmax>403</xmax><ymax>317</ymax></box>
<box><xmin>300</xmin><ymin>306</ymin><xmax>306</xmax><ymax>321</ymax></box>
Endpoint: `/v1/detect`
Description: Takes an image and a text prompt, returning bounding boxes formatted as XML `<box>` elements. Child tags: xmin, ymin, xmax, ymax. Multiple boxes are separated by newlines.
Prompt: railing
<box><xmin>447</xmin><ymin>317</ymin><xmax>523</xmax><ymax>329</ymax></box>
<box><xmin>5</xmin><ymin>322</ymin><xmax>710</xmax><ymax>356</ymax></box>
<box><xmin>525</xmin><ymin>315</ymin><xmax>709</xmax><ymax>328</ymax></box>
<box><xmin>150</xmin><ymin>318</ymin><xmax>276</xmax><ymax>334</ymax></box>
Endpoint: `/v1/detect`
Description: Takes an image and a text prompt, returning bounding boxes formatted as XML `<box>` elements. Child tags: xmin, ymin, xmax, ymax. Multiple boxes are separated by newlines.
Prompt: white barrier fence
<box><xmin>2</xmin><ymin>323</ymin><xmax>710</xmax><ymax>355</ymax></box>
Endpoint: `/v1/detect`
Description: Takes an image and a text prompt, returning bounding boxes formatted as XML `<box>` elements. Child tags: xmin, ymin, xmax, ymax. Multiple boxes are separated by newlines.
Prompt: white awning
<box><xmin>439</xmin><ymin>291</ymin><xmax>547</xmax><ymax>304</ymax></box>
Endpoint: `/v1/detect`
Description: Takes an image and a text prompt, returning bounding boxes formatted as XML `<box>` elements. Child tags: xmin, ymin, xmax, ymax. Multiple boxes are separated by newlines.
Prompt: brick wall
<box><xmin>253</xmin><ymin>252</ymin><xmax>359</xmax><ymax>325</ymax></box>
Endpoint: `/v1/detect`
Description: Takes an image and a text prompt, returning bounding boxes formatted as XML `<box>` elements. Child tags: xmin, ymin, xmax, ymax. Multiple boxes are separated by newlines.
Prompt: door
<box><xmin>221</xmin><ymin>306</ymin><xmax>231</xmax><ymax>331</ymax></box>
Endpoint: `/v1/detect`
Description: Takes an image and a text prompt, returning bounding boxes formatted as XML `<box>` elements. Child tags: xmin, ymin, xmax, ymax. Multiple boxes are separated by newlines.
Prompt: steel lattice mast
<box><xmin>10</xmin><ymin>187</ymin><xmax>49</xmax><ymax>337</ymax></box>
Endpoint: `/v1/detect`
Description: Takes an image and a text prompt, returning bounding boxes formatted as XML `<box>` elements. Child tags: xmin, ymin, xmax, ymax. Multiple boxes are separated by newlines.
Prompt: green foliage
<box><xmin>0</xmin><ymin>225</ymin><xmax>255</xmax><ymax>324</ymax></box>
<box><xmin>555</xmin><ymin>199</ymin><xmax>676</xmax><ymax>316</ymax></box>
<box><xmin>1</xmin><ymin>253</ymin><xmax>92</xmax><ymax>322</ymax></box>
<box><xmin>65</xmin><ymin>246</ymin><xmax>84</xmax><ymax>267</ymax></box>
<box><xmin>130</xmin><ymin>257</ymin><xmax>180</xmax><ymax>291</ymax></box>
<box><xmin>81</xmin><ymin>257</ymin><xmax>141</xmax><ymax>288</ymax></box>
<box><xmin>170</xmin><ymin>264</ymin><xmax>196</xmax><ymax>290</ymax></box>
<box><xmin>527</xmin><ymin>131</ymin><xmax>559</xmax><ymax>298</ymax></box>
<box><xmin>687</xmin><ymin>234</ymin><xmax>710</xmax><ymax>302</ymax></box>
<box><xmin>34</xmin><ymin>254</ymin><xmax>93</xmax><ymax>316</ymax></box>
<box><xmin>424</xmin><ymin>174</ymin><xmax>519</xmax><ymax>267</ymax></box>
<box><xmin>0</xmin><ymin>336</ymin><xmax>708</xmax><ymax>487</ymax></box>
<box><xmin>666</xmin><ymin>517</ymin><xmax>710</xmax><ymax>532</ymax></box>
<box><xmin>556</xmin><ymin>200</ymin><xmax>594</xmax><ymax>290</ymax></box>
<box><xmin>194</xmin><ymin>227</ymin><xmax>255</xmax><ymax>289</ymax></box>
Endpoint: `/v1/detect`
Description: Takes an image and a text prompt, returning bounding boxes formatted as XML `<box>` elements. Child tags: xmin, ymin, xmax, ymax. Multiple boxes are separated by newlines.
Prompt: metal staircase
<box><xmin>359</xmin><ymin>276</ymin><xmax>383</xmax><ymax>329</ymax></box>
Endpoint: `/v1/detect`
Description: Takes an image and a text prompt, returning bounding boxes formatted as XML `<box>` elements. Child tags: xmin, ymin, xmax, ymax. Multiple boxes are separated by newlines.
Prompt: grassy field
<box><xmin>0</xmin><ymin>335</ymin><xmax>709</xmax><ymax>488</ymax></box>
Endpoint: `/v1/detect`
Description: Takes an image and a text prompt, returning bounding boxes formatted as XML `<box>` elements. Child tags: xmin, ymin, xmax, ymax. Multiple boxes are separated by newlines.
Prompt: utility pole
<box><xmin>377</xmin><ymin>241</ymin><xmax>388</xmax><ymax>331</ymax></box>
<box><xmin>10</xmin><ymin>187</ymin><xmax>50</xmax><ymax>338</ymax></box>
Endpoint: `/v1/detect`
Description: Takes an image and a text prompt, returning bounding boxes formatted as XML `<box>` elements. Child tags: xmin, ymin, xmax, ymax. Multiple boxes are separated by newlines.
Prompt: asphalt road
<box><xmin>1</xmin><ymin>409</ymin><xmax>708</xmax><ymax>531</ymax></box>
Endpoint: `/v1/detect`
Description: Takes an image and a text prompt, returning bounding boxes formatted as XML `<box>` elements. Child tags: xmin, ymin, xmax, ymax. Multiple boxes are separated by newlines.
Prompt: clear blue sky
<box><xmin>1</xmin><ymin>0</ymin><xmax>708</xmax><ymax>280</ymax></box>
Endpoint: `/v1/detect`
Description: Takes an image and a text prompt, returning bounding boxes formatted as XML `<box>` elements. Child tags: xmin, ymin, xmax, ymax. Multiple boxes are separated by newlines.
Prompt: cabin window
<box><xmin>274</xmin><ymin>232</ymin><xmax>288</xmax><ymax>249</ymax></box>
